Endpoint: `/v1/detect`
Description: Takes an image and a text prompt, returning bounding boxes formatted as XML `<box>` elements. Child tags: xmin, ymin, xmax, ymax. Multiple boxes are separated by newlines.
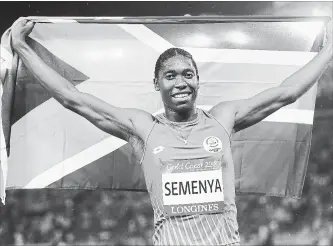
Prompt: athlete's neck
<box><xmin>164</xmin><ymin>107</ymin><xmax>198</xmax><ymax>123</ymax></box>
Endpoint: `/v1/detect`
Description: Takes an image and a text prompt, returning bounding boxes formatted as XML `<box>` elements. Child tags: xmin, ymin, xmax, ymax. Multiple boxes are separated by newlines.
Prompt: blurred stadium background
<box><xmin>0</xmin><ymin>1</ymin><xmax>332</xmax><ymax>245</ymax></box>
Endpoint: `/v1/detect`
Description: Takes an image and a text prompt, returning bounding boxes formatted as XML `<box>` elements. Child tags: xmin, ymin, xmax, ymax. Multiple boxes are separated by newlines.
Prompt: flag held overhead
<box><xmin>1</xmin><ymin>16</ymin><xmax>328</xmax><ymax>204</ymax></box>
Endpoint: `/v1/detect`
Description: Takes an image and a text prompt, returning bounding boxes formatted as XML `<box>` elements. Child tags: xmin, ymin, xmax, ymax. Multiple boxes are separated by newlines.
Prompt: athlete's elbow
<box><xmin>280</xmin><ymin>89</ymin><xmax>297</xmax><ymax>106</ymax></box>
<box><xmin>61</xmin><ymin>98</ymin><xmax>72</xmax><ymax>109</ymax></box>
<box><xmin>284</xmin><ymin>94</ymin><xmax>297</xmax><ymax>105</ymax></box>
<box><xmin>59</xmin><ymin>90</ymin><xmax>82</xmax><ymax>110</ymax></box>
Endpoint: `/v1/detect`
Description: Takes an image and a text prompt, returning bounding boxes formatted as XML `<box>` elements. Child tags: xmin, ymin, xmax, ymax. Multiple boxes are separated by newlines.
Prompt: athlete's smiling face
<box><xmin>154</xmin><ymin>55</ymin><xmax>199</xmax><ymax>113</ymax></box>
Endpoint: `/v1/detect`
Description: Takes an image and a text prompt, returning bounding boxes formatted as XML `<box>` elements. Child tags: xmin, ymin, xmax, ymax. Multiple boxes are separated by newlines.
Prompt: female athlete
<box><xmin>10</xmin><ymin>19</ymin><xmax>332</xmax><ymax>245</ymax></box>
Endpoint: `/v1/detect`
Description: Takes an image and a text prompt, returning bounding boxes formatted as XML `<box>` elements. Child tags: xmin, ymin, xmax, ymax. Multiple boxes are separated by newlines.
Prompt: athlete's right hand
<box><xmin>11</xmin><ymin>18</ymin><xmax>35</xmax><ymax>47</ymax></box>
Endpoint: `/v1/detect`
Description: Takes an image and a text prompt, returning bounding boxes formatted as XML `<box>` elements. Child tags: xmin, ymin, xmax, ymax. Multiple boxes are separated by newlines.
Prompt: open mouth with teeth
<box><xmin>172</xmin><ymin>92</ymin><xmax>191</xmax><ymax>99</ymax></box>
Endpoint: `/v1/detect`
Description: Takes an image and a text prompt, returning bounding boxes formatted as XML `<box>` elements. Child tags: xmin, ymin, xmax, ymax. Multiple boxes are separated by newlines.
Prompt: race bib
<box><xmin>161</xmin><ymin>157</ymin><xmax>224</xmax><ymax>217</ymax></box>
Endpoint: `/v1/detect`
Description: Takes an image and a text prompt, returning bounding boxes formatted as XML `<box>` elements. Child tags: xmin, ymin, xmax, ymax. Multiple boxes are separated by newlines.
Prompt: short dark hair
<box><xmin>154</xmin><ymin>48</ymin><xmax>199</xmax><ymax>79</ymax></box>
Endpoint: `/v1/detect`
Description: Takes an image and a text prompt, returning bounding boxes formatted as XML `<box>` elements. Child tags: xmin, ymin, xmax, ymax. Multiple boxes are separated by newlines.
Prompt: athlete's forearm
<box><xmin>12</xmin><ymin>40</ymin><xmax>79</xmax><ymax>105</ymax></box>
<box><xmin>280</xmin><ymin>41</ymin><xmax>332</xmax><ymax>100</ymax></box>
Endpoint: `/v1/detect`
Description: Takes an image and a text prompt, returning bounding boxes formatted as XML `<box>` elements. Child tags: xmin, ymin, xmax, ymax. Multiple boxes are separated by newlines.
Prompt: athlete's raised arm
<box><xmin>11</xmin><ymin>19</ymin><xmax>154</xmax><ymax>142</ymax></box>
<box><xmin>210</xmin><ymin>21</ymin><xmax>333</xmax><ymax>134</ymax></box>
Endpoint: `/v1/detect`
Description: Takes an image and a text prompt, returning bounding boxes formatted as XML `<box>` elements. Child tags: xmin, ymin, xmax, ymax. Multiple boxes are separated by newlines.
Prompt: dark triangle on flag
<box><xmin>11</xmin><ymin>37</ymin><xmax>90</xmax><ymax>125</ymax></box>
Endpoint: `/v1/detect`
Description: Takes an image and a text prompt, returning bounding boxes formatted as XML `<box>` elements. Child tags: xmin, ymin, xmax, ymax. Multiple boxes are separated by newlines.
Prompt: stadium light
<box><xmin>292</xmin><ymin>21</ymin><xmax>324</xmax><ymax>39</ymax></box>
<box><xmin>226</xmin><ymin>31</ymin><xmax>250</xmax><ymax>45</ymax></box>
<box><xmin>312</xmin><ymin>8</ymin><xmax>325</xmax><ymax>16</ymax></box>
<box><xmin>184</xmin><ymin>34</ymin><xmax>212</xmax><ymax>47</ymax></box>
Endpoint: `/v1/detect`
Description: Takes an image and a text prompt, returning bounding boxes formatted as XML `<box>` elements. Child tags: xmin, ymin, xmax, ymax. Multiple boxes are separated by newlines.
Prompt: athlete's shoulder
<box><xmin>207</xmin><ymin>102</ymin><xmax>236</xmax><ymax>137</ymax></box>
<box><xmin>208</xmin><ymin>101</ymin><xmax>236</xmax><ymax>117</ymax></box>
<box><xmin>127</xmin><ymin>108</ymin><xmax>156</xmax><ymax>139</ymax></box>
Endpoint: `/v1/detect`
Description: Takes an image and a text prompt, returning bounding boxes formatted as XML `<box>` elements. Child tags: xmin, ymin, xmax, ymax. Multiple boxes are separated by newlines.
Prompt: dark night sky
<box><xmin>0</xmin><ymin>1</ymin><xmax>273</xmax><ymax>33</ymax></box>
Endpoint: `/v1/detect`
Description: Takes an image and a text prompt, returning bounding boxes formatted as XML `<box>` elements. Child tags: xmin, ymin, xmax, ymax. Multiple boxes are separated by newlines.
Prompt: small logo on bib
<box><xmin>203</xmin><ymin>136</ymin><xmax>222</xmax><ymax>153</ymax></box>
<box><xmin>153</xmin><ymin>146</ymin><xmax>165</xmax><ymax>154</ymax></box>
